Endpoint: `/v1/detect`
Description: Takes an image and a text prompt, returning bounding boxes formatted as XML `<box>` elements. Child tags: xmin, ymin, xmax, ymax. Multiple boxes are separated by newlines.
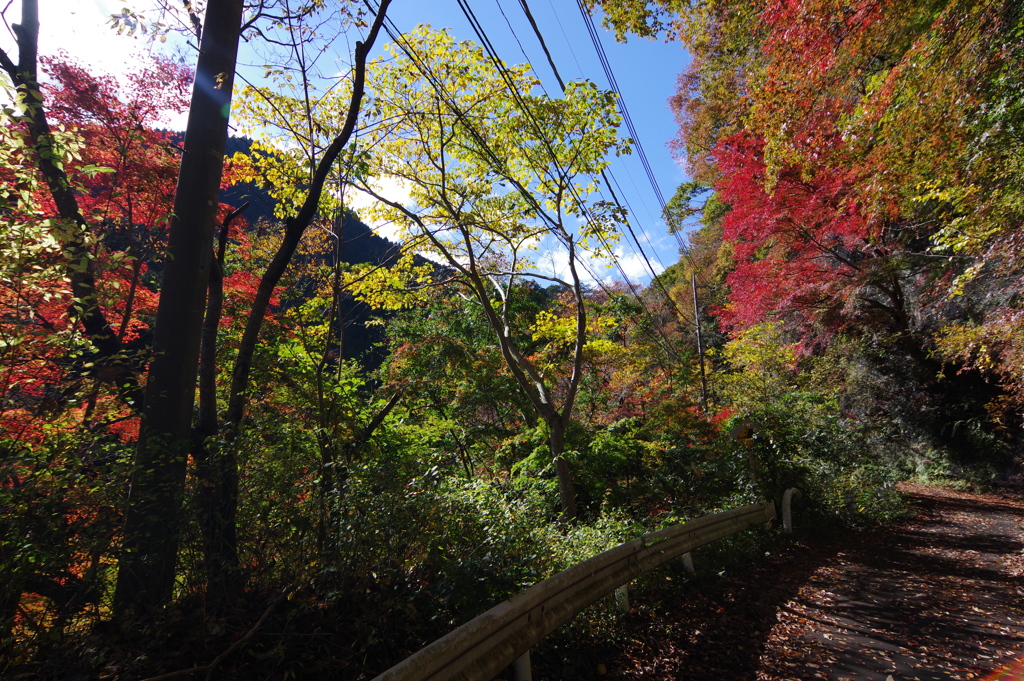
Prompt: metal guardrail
<box><xmin>373</xmin><ymin>501</ymin><xmax>778</xmax><ymax>681</ymax></box>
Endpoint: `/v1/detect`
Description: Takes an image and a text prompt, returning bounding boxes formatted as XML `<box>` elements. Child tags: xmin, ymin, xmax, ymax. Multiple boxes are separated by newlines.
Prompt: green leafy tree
<box><xmin>380</xmin><ymin>284</ymin><xmax>539</xmax><ymax>476</ymax></box>
<box><xmin>349</xmin><ymin>28</ymin><xmax>631</xmax><ymax>518</ymax></box>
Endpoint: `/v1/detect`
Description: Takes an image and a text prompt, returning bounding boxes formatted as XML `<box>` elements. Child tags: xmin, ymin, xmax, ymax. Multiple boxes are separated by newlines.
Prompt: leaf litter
<box><xmin>566</xmin><ymin>483</ymin><xmax>1024</xmax><ymax>681</ymax></box>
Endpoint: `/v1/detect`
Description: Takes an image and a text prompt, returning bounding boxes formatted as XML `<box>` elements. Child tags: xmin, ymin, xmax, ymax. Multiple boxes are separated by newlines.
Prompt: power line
<box><xmin>363</xmin><ymin>0</ymin><xmax>686</xmax><ymax>360</ymax></box>
<box><xmin>574</xmin><ymin>1</ymin><xmax>686</xmax><ymax>252</ymax></box>
<box><xmin>451</xmin><ymin>0</ymin><xmax>671</xmax><ymax>305</ymax></box>
<box><xmin>492</xmin><ymin>0</ymin><xmax>548</xmax><ymax>94</ymax></box>
<box><xmin>512</xmin><ymin>0</ymin><xmax>697</xmax><ymax>325</ymax></box>
<box><xmin>544</xmin><ymin>0</ymin><xmax>584</xmax><ymax>75</ymax></box>
<box><xmin>607</xmin><ymin>171</ymin><xmax>668</xmax><ymax>270</ymax></box>
<box><xmin>452</xmin><ymin>0</ymin><xmax>690</xmax><ymax>359</ymax></box>
<box><xmin>516</xmin><ymin>0</ymin><xmax>669</xmax><ymax>281</ymax></box>
<box><xmin>570</xmin><ymin>1</ymin><xmax>719</xmax><ymax>306</ymax></box>
<box><xmin>464</xmin><ymin>0</ymin><xmax>690</xmax><ymax>306</ymax></box>
<box><xmin>573</xmin><ymin>1</ymin><xmax>715</xmax><ymax>304</ymax></box>
<box><xmin>516</xmin><ymin>0</ymin><xmax>565</xmax><ymax>91</ymax></box>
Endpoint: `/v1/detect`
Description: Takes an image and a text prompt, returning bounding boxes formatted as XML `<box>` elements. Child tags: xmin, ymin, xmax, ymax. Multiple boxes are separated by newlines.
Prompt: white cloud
<box><xmin>611</xmin><ymin>247</ymin><xmax>665</xmax><ymax>281</ymax></box>
<box><xmin>344</xmin><ymin>182</ymin><xmax>667</xmax><ymax>285</ymax></box>
<box><xmin>36</xmin><ymin>1</ymin><xmax>153</xmax><ymax>73</ymax></box>
<box><xmin>536</xmin><ymin>240</ymin><xmax>664</xmax><ymax>287</ymax></box>
<box><xmin>344</xmin><ymin>175</ymin><xmax>411</xmax><ymax>243</ymax></box>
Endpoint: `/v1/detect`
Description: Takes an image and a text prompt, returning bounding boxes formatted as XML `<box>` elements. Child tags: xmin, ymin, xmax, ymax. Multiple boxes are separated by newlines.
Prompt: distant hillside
<box><xmin>221</xmin><ymin>137</ymin><xmax>400</xmax><ymax>268</ymax></box>
<box><xmin>220</xmin><ymin>136</ymin><xmax>401</xmax><ymax>368</ymax></box>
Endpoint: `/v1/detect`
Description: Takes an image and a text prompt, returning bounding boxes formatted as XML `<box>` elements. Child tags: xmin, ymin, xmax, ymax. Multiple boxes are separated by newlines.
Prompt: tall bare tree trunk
<box><xmin>547</xmin><ymin>416</ymin><xmax>577</xmax><ymax>520</ymax></box>
<box><xmin>195</xmin><ymin>207</ymin><xmax>243</xmax><ymax>609</ymax></box>
<box><xmin>115</xmin><ymin>0</ymin><xmax>245</xmax><ymax>612</ymax></box>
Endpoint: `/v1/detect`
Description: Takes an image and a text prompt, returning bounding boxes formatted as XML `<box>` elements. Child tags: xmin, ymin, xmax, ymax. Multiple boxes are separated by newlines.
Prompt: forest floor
<box><xmin>583</xmin><ymin>482</ymin><xmax>1024</xmax><ymax>681</ymax></box>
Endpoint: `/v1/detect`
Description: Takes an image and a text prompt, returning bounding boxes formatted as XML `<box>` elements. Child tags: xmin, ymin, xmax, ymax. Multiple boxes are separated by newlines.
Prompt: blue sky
<box><xmin>4</xmin><ymin>0</ymin><xmax>692</xmax><ymax>282</ymax></box>
<box><xmin>379</xmin><ymin>1</ymin><xmax>692</xmax><ymax>281</ymax></box>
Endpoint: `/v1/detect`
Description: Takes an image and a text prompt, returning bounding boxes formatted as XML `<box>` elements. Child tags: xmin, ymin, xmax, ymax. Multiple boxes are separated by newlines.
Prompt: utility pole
<box><xmin>692</xmin><ymin>273</ymin><xmax>709</xmax><ymax>410</ymax></box>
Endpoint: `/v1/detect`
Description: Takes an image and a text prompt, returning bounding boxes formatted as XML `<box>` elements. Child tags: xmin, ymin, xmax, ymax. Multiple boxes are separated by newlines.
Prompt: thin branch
<box><xmin>181</xmin><ymin>0</ymin><xmax>202</xmax><ymax>39</ymax></box>
<box><xmin>490</xmin><ymin>269</ymin><xmax>570</xmax><ymax>287</ymax></box>
<box><xmin>226</xmin><ymin>0</ymin><xmax>393</xmax><ymax>428</ymax></box>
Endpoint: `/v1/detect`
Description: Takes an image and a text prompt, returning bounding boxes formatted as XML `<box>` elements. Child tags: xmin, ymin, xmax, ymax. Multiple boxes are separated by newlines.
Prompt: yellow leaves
<box><xmin>531</xmin><ymin>309</ymin><xmax>622</xmax><ymax>366</ymax></box>
<box><xmin>949</xmin><ymin>262</ymin><xmax>983</xmax><ymax>296</ymax></box>
<box><xmin>532</xmin><ymin>309</ymin><xmax>576</xmax><ymax>347</ymax></box>
<box><xmin>722</xmin><ymin>322</ymin><xmax>797</xmax><ymax>372</ymax></box>
<box><xmin>226</xmin><ymin>151</ymin><xmax>257</xmax><ymax>184</ymax></box>
<box><xmin>230</xmin><ymin>66</ymin><xmax>360</xmax><ymax>216</ymax></box>
<box><xmin>342</xmin><ymin>254</ymin><xmax>435</xmax><ymax>311</ymax></box>
<box><xmin>583</xmin><ymin>338</ymin><xmax>622</xmax><ymax>359</ymax></box>
<box><xmin>936</xmin><ymin>309</ymin><xmax>1024</xmax><ymax>407</ymax></box>
<box><xmin>361</xmin><ymin>25</ymin><xmax>628</xmax><ymax>255</ymax></box>
<box><xmin>910</xmin><ymin>179</ymin><xmax>977</xmax><ymax>212</ymax></box>
<box><xmin>719</xmin><ymin>322</ymin><xmax>803</xmax><ymax>411</ymax></box>
<box><xmin>912</xmin><ymin>179</ymin><xmax>954</xmax><ymax>204</ymax></box>
<box><xmin>532</xmin><ymin>310</ymin><xmax>614</xmax><ymax>344</ymax></box>
<box><xmin>936</xmin><ymin>322</ymin><xmax>994</xmax><ymax>370</ymax></box>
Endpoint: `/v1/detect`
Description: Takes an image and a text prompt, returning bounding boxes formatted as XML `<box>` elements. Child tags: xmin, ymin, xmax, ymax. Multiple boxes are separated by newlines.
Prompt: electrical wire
<box><xmin>362</xmin><ymin>0</ymin><xmax>685</xmax><ymax>361</ymax></box>
<box><xmin>513</xmin><ymin>0</ymin><xmax>697</xmax><ymax>323</ymax></box>
<box><xmin>574</xmin><ymin>1</ymin><xmax>687</xmax><ymax>251</ymax></box>
<box><xmin>451</xmin><ymin>0</ymin><xmax>673</xmax><ymax>308</ymax></box>
<box><xmin>573</xmin><ymin>0</ymin><xmax>717</xmax><ymax>306</ymax></box>
<box><xmin>452</xmin><ymin>0</ymin><xmax>689</xmax><ymax>359</ymax></box>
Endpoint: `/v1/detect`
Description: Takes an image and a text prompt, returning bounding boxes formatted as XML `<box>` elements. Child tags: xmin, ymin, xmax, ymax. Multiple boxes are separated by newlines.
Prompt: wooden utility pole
<box><xmin>692</xmin><ymin>273</ymin><xmax>709</xmax><ymax>410</ymax></box>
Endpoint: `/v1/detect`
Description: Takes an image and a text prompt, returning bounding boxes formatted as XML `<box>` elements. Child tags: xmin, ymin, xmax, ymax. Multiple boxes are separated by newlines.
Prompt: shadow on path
<box><xmin>757</xmin><ymin>484</ymin><xmax>1024</xmax><ymax>681</ymax></box>
<box><xmin>581</xmin><ymin>483</ymin><xmax>1024</xmax><ymax>681</ymax></box>
<box><xmin>537</xmin><ymin>528</ymin><xmax>853</xmax><ymax>679</ymax></box>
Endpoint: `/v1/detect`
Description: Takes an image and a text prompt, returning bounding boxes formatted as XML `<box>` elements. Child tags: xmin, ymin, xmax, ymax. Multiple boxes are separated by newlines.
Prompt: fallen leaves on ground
<box><xmin>574</xmin><ymin>483</ymin><xmax>1024</xmax><ymax>681</ymax></box>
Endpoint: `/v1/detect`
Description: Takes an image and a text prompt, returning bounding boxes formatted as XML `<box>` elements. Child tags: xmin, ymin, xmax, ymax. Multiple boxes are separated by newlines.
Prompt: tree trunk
<box><xmin>114</xmin><ymin>0</ymin><xmax>245</xmax><ymax>612</ymax></box>
<box><xmin>548</xmin><ymin>417</ymin><xmax>577</xmax><ymax>520</ymax></box>
<box><xmin>223</xmin><ymin>0</ymin><xmax>391</xmax><ymax>432</ymax></box>
<box><xmin>0</xmin><ymin>574</ymin><xmax>22</xmax><ymax>654</ymax></box>
<box><xmin>206</xmin><ymin>0</ymin><xmax>391</xmax><ymax>586</ymax></box>
<box><xmin>195</xmin><ymin>208</ymin><xmax>243</xmax><ymax>609</ymax></box>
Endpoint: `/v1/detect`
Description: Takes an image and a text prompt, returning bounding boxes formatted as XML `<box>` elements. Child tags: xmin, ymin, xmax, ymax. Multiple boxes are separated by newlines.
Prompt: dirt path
<box><xmin>599</xmin><ymin>483</ymin><xmax>1024</xmax><ymax>681</ymax></box>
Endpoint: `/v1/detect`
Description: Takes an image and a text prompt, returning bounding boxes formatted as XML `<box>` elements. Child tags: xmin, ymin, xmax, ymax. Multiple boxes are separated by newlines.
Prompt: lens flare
<box><xmin>984</xmin><ymin>657</ymin><xmax>1024</xmax><ymax>681</ymax></box>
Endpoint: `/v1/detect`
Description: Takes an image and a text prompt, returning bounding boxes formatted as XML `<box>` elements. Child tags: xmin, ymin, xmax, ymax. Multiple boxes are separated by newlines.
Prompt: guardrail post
<box><xmin>682</xmin><ymin>552</ymin><xmax>695</xmax><ymax>573</ymax></box>
<box><xmin>614</xmin><ymin>585</ymin><xmax>630</xmax><ymax>614</ymax></box>
<box><xmin>514</xmin><ymin>650</ymin><xmax>532</xmax><ymax>681</ymax></box>
<box><xmin>782</xmin><ymin>488</ymin><xmax>801</xmax><ymax>534</ymax></box>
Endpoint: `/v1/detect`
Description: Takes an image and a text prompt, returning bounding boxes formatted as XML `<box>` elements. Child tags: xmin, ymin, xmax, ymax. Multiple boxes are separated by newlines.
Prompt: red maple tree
<box><xmin>0</xmin><ymin>54</ymin><xmax>192</xmax><ymax>444</ymax></box>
